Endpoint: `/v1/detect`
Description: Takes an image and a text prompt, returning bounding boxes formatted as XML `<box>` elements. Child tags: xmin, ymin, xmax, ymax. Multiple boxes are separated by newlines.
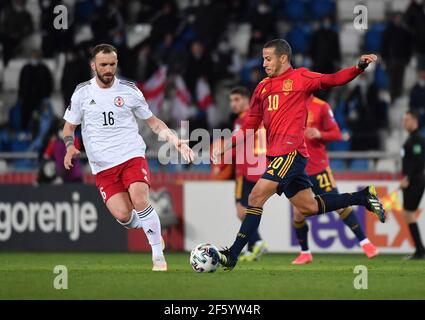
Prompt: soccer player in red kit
<box><xmin>212</xmin><ymin>87</ymin><xmax>268</xmax><ymax>261</ymax></box>
<box><xmin>211</xmin><ymin>39</ymin><xmax>385</xmax><ymax>270</ymax></box>
<box><xmin>291</xmin><ymin>96</ymin><xmax>378</xmax><ymax>265</ymax></box>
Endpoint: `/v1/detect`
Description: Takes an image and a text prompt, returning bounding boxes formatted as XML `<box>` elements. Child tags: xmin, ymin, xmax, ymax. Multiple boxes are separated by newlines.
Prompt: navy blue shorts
<box><xmin>235</xmin><ymin>176</ymin><xmax>256</xmax><ymax>207</ymax></box>
<box><xmin>309</xmin><ymin>167</ymin><xmax>339</xmax><ymax>196</ymax></box>
<box><xmin>262</xmin><ymin>151</ymin><xmax>313</xmax><ymax>198</ymax></box>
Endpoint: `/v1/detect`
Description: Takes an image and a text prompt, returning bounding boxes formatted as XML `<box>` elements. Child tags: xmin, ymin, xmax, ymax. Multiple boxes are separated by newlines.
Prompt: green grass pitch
<box><xmin>1</xmin><ymin>252</ymin><xmax>424</xmax><ymax>299</ymax></box>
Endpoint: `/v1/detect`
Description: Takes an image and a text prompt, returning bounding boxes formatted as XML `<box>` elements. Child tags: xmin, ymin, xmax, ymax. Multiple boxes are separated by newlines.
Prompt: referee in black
<box><xmin>401</xmin><ymin>110</ymin><xmax>425</xmax><ymax>260</ymax></box>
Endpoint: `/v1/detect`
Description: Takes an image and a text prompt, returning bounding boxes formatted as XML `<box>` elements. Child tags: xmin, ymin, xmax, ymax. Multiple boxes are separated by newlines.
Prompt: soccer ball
<box><xmin>190</xmin><ymin>243</ymin><xmax>220</xmax><ymax>273</ymax></box>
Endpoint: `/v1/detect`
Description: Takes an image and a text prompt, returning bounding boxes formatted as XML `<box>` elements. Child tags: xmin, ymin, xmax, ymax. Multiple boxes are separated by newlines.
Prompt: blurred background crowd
<box><xmin>0</xmin><ymin>0</ymin><xmax>425</xmax><ymax>176</ymax></box>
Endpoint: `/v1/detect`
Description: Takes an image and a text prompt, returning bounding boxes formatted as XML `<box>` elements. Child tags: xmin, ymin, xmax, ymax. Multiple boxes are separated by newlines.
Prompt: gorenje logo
<box><xmin>0</xmin><ymin>192</ymin><xmax>98</xmax><ymax>241</ymax></box>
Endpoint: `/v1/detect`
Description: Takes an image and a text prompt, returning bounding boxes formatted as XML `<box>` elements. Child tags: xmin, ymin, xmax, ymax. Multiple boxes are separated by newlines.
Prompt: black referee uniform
<box><xmin>402</xmin><ymin>128</ymin><xmax>425</xmax><ymax>257</ymax></box>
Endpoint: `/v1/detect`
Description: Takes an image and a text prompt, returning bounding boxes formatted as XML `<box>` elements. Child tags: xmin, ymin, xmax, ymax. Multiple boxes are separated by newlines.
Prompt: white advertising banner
<box><xmin>184</xmin><ymin>181</ymin><xmax>425</xmax><ymax>254</ymax></box>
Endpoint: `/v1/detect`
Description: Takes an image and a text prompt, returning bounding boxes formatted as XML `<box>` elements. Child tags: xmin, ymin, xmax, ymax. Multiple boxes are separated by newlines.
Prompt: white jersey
<box><xmin>63</xmin><ymin>77</ymin><xmax>153</xmax><ymax>174</ymax></box>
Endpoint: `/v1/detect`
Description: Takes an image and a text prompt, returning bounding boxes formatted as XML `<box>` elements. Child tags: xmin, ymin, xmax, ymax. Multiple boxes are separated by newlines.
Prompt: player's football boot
<box><xmin>152</xmin><ymin>256</ymin><xmax>167</xmax><ymax>271</ymax></box>
<box><xmin>403</xmin><ymin>251</ymin><xmax>425</xmax><ymax>260</ymax></box>
<box><xmin>364</xmin><ymin>185</ymin><xmax>386</xmax><ymax>223</ymax></box>
<box><xmin>211</xmin><ymin>247</ymin><xmax>237</xmax><ymax>271</ymax></box>
<box><xmin>238</xmin><ymin>251</ymin><xmax>252</xmax><ymax>262</ymax></box>
<box><xmin>361</xmin><ymin>242</ymin><xmax>379</xmax><ymax>259</ymax></box>
<box><xmin>239</xmin><ymin>241</ymin><xmax>267</xmax><ymax>262</ymax></box>
<box><xmin>291</xmin><ymin>252</ymin><xmax>313</xmax><ymax>265</ymax></box>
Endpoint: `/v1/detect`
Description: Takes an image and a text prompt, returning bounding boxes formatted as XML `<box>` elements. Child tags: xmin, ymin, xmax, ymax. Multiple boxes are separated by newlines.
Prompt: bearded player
<box><xmin>291</xmin><ymin>95</ymin><xmax>378</xmax><ymax>265</ymax></box>
<box><xmin>62</xmin><ymin>44</ymin><xmax>194</xmax><ymax>271</ymax></box>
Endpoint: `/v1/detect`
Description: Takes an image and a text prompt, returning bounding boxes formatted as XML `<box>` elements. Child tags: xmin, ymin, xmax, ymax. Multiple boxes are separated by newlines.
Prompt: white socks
<box><xmin>136</xmin><ymin>205</ymin><xmax>164</xmax><ymax>258</ymax></box>
<box><xmin>117</xmin><ymin>205</ymin><xmax>164</xmax><ymax>258</ymax></box>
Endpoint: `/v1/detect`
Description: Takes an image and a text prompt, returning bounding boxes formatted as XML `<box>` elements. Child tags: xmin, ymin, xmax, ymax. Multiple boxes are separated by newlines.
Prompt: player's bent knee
<box><xmin>293</xmin><ymin>209</ymin><xmax>305</xmax><ymax>222</ymax></box>
<box><xmin>132</xmin><ymin>197</ymin><xmax>150</xmax><ymax>212</ymax></box>
<box><xmin>297</xmin><ymin>202</ymin><xmax>319</xmax><ymax>216</ymax></box>
<box><xmin>248</xmin><ymin>190</ymin><xmax>265</xmax><ymax>207</ymax></box>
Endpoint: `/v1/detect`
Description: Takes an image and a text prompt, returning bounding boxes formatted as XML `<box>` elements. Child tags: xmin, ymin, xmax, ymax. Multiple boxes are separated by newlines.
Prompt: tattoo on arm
<box><xmin>63</xmin><ymin>135</ymin><xmax>74</xmax><ymax>149</ymax></box>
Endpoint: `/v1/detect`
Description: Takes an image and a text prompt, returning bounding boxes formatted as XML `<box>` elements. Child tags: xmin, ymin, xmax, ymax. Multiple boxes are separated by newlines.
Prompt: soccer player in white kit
<box><xmin>62</xmin><ymin>44</ymin><xmax>194</xmax><ymax>271</ymax></box>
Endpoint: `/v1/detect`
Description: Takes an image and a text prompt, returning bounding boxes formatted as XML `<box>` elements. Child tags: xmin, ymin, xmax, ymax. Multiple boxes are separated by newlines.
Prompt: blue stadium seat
<box><xmin>240</xmin><ymin>58</ymin><xmax>263</xmax><ymax>83</ymax></box>
<box><xmin>8</xmin><ymin>102</ymin><xmax>22</xmax><ymax>131</ymax></box>
<box><xmin>374</xmin><ymin>63</ymin><xmax>389</xmax><ymax>90</ymax></box>
<box><xmin>350</xmin><ymin>159</ymin><xmax>369</xmax><ymax>171</ymax></box>
<box><xmin>148</xmin><ymin>159</ymin><xmax>160</xmax><ymax>172</ymax></box>
<box><xmin>364</xmin><ymin>22</ymin><xmax>386</xmax><ymax>53</ymax></box>
<box><xmin>0</xmin><ymin>129</ymin><xmax>11</xmax><ymax>152</ymax></box>
<box><xmin>309</xmin><ymin>0</ymin><xmax>336</xmax><ymax>20</ymax></box>
<box><xmin>282</xmin><ymin>0</ymin><xmax>307</xmax><ymax>22</ymax></box>
<box><xmin>286</xmin><ymin>24</ymin><xmax>312</xmax><ymax>55</ymax></box>
<box><xmin>329</xmin><ymin>159</ymin><xmax>345</xmax><ymax>171</ymax></box>
<box><xmin>11</xmin><ymin>131</ymin><xmax>34</xmax><ymax>170</ymax></box>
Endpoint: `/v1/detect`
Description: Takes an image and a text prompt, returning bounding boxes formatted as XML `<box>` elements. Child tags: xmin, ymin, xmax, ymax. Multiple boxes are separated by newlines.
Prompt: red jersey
<box><xmin>305</xmin><ymin>96</ymin><xmax>342</xmax><ymax>175</ymax></box>
<box><xmin>236</xmin><ymin>66</ymin><xmax>362</xmax><ymax>157</ymax></box>
<box><xmin>233</xmin><ymin>111</ymin><xmax>267</xmax><ymax>182</ymax></box>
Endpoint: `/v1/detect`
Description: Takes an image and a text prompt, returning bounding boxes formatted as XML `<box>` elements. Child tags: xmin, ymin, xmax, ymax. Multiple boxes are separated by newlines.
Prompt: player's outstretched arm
<box><xmin>63</xmin><ymin>121</ymin><xmax>81</xmax><ymax>170</ymax></box>
<box><xmin>145</xmin><ymin>115</ymin><xmax>195</xmax><ymax>163</ymax></box>
<box><xmin>307</xmin><ymin>54</ymin><xmax>378</xmax><ymax>90</ymax></box>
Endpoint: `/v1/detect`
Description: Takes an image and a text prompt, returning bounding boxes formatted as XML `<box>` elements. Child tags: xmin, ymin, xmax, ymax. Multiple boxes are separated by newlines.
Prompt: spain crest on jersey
<box><xmin>283</xmin><ymin>79</ymin><xmax>293</xmax><ymax>95</ymax></box>
<box><xmin>114</xmin><ymin>96</ymin><xmax>124</xmax><ymax>107</ymax></box>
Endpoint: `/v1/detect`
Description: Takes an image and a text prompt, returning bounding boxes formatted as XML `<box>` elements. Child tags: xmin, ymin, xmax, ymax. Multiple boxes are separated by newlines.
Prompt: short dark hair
<box><xmin>406</xmin><ymin>109</ymin><xmax>420</xmax><ymax>121</ymax></box>
<box><xmin>263</xmin><ymin>39</ymin><xmax>292</xmax><ymax>61</ymax></box>
<box><xmin>91</xmin><ymin>44</ymin><xmax>117</xmax><ymax>59</ymax></box>
<box><xmin>230</xmin><ymin>86</ymin><xmax>250</xmax><ymax>98</ymax></box>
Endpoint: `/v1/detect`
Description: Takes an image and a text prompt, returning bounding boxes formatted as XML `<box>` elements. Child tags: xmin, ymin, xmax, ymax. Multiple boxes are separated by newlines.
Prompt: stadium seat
<box><xmin>286</xmin><ymin>24</ymin><xmax>312</xmax><ymax>55</ymax></box>
<box><xmin>365</xmin><ymin>0</ymin><xmax>385</xmax><ymax>22</ymax></box>
<box><xmin>390</xmin><ymin>0</ymin><xmax>410</xmax><ymax>12</ymax></box>
<box><xmin>364</xmin><ymin>22</ymin><xmax>386</xmax><ymax>53</ymax></box>
<box><xmin>374</xmin><ymin>63</ymin><xmax>389</xmax><ymax>90</ymax></box>
<box><xmin>340</xmin><ymin>23</ymin><xmax>362</xmax><ymax>55</ymax></box>
<box><xmin>228</xmin><ymin>23</ymin><xmax>251</xmax><ymax>56</ymax></box>
<box><xmin>282</xmin><ymin>0</ymin><xmax>307</xmax><ymax>22</ymax></box>
<box><xmin>376</xmin><ymin>159</ymin><xmax>397</xmax><ymax>172</ymax></box>
<box><xmin>309</xmin><ymin>0</ymin><xmax>336</xmax><ymax>20</ymax></box>
<box><xmin>3</xmin><ymin>59</ymin><xmax>26</xmax><ymax>90</ymax></box>
<box><xmin>337</xmin><ymin>0</ymin><xmax>359</xmax><ymax>22</ymax></box>
<box><xmin>240</xmin><ymin>58</ymin><xmax>262</xmax><ymax>83</ymax></box>
<box><xmin>329</xmin><ymin>159</ymin><xmax>345</xmax><ymax>171</ymax></box>
<box><xmin>8</xmin><ymin>102</ymin><xmax>22</xmax><ymax>131</ymax></box>
<box><xmin>350</xmin><ymin>159</ymin><xmax>369</xmax><ymax>171</ymax></box>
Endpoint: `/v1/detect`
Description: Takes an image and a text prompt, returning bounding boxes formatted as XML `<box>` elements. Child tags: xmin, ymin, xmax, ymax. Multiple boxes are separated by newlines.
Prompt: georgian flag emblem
<box><xmin>114</xmin><ymin>96</ymin><xmax>124</xmax><ymax>107</ymax></box>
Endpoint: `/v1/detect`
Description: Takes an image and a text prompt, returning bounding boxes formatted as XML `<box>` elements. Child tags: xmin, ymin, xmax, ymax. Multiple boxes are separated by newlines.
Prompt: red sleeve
<box><xmin>232</xmin><ymin>86</ymin><xmax>263</xmax><ymax>146</ymax></box>
<box><xmin>320</xmin><ymin>103</ymin><xmax>342</xmax><ymax>141</ymax></box>
<box><xmin>43</xmin><ymin>138</ymin><xmax>56</xmax><ymax>157</ymax></box>
<box><xmin>302</xmin><ymin>66</ymin><xmax>363</xmax><ymax>92</ymax></box>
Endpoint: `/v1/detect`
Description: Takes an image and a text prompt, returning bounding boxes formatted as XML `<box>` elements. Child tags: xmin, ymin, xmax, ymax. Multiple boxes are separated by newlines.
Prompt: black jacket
<box><xmin>402</xmin><ymin>130</ymin><xmax>425</xmax><ymax>182</ymax></box>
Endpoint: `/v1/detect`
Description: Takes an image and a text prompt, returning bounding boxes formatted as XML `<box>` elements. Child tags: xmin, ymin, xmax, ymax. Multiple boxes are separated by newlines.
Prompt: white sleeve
<box><xmin>132</xmin><ymin>88</ymin><xmax>153</xmax><ymax>120</ymax></box>
<box><xmin>63</xmin><ymin>90</ymin><xmax>83</xmax><ymax>125</ymax></box>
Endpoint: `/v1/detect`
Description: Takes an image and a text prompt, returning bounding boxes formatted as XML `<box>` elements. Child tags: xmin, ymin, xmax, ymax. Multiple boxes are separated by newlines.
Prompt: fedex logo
<box><xmin>290</xmin><ymin>185</ymin><xmax>421</xmax><ymax>251</ymax></box>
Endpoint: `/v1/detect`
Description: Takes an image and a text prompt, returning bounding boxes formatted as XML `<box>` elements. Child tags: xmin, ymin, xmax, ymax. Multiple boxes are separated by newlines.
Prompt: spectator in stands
<box><xmin>212</xmin><ymin>37</ymin><xmax>240</xmax><ymax>82</ymax></box>
<box><xmin>61</xmin><ymin>46</ymin><xmax>91</xmax><ymax>109</ymax></box>
<box><xmin>37</xmin><ymin>119</ymin><xmax>83</xmax><ymax>184</ymax></box>
<box><xmin>343</xmin><ymin>73</ymin><xmax>385</xmax><ymax>151</ymax></box>
<box><xmin>0</xmin><ymin>0</ymin><xmax>34</xmax><ymax>66</ymax></box>
<box><xmin>381</xmin><ymin>12</ymin><xmax>413</xmax><ymax>102</ymax></box>
<box><xmin>148</xmin><ymin>1</ymin><xmax>181</xmax><ymax>45</ymax></box>
<box><xmin>39</xmin><ymin>0</ymin><xmax>74</xmax><ymax>58</ymax></box>
<box><xmin>405</xmin><ymin>0</ymin><xmax>425</xmax><ymax>70</ymax></box>
<box><xmin>90</xmin><ymin>0</ymin><xmax>125</xmax><ymax>45</ymax></box>
<box><xmin>309</xmin><ymin>15</ymin><xmax>341</xmax><ymax>74</ymax></box>
<box><xmin>409</xmin><ymin>68</ymin><xmax>425</xmax><ymax>128</ymax></box>
<box><xmin>184</xmin><ymin>40</ymin><xmax>214</xmax><ymax>96</ymax></box>
<box><xmin>18</xmin><ymin>49</ymin><xmax>53</xmax><ymax>130</ymax></box>
<box><xmin>248</xmin><ymin>0</ymin><xmax>276</xmax><ymax>58</ymax></box>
